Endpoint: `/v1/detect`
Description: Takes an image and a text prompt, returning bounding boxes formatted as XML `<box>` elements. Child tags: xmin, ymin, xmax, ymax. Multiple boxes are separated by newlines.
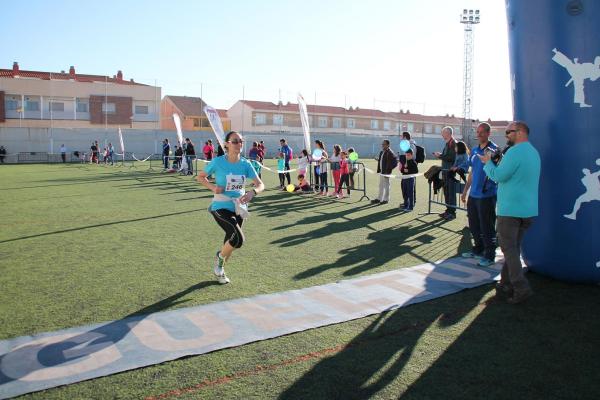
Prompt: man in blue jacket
<box><xmin>479</xmin><ymin>121</ymin><xmax>541</xmax><ymax>304</ymax></box>
<box><xmin>461</xmin><ymin>122</ymin><xmax>498</xmax><ymax>267</ymax></box>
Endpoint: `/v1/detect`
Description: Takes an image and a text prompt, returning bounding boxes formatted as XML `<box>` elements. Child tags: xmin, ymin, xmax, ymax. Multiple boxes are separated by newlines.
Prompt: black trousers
<box><xmin>467</xmin><ymin>196</ymin><xmax>497</xmax><ymax>260</ymax></box>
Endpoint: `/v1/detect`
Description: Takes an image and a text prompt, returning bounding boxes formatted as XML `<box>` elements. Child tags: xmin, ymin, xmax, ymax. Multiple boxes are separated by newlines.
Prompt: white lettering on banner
<box><xmin>303</xmin><ymin>288</ymin><xmax>393</xmax><ymax>314</ymax></box>
<box><xmin>229</xmin><ymin>295</ymin><xmax>327</xmax><ymax>331</ymax></box>
<box><xmin>128</xmin><ymin>311</ymin><xmax>233</xmax><ymax>352</ymax></box>
<box><xmin>1</xmin><ymin>332</ymin><xmax>122</xmax><ymax>381</ymax></box>
<box><xmin>412</xmin><ymin>263</ymin><xmax>492</xmax><ymax>283</ymax></box>
<box><xmin>353</xmin><ymin>272</ymin><xmax>432</xmax><ymax>297</ymax></box>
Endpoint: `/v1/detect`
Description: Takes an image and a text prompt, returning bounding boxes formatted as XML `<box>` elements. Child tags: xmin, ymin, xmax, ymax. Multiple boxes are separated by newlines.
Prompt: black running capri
<box><xmin>211</xmin><ymin>209</ymin><xmax>245</xmax><ymax>248</ymax></box>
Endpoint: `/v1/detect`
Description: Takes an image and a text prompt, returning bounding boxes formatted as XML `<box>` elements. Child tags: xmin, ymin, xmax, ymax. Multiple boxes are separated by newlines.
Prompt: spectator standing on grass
<box><xmin>461</xmin><ymin>122</ymin><xmax>498</xmax><ymax>268</ymax></box>
<box><xmin>451</xmin><ymin>141</ymin><xmax>470</xmax><ymax>182</ymax></box>
<box><xmin>313</xmin><ymin>140</ymin><xmax>326</xmax><ymax>192</ymax></box>
<box><xmin>318</xmin><ymin>144</ymin><xmax>330</xmax><ymax>195</ymax></box>
<box><xmin>0</xmin><ymin>145</ymin><xmax>6</xmax><ymax>163</ymax></box>
<box><xmin>162</xmin><ymin>139</ymin><xmax>171</xmax><ymax>169</ymax></box>
<box><xmin>371</xmin><ymin>139</ymin><xmax>395</xmax><ymax>205</ymax></box>
<box><xmin>196</xmin><ymin>131</ymin><xmax>265</xmax><ymax>284</ymax></box>
<box><xmin>258</xmin><ymin>141</ymin><xmax>265</xmax><ymax>162</ymax></box>
<box><xmin>347</xmin><ymin>147</ymin><xmax>358</xmax><ymax>189</ymax></box>
<box><xmin>60</xmin><ymin>144</ymin><xmax>67</xmax><ymax>163</ymax></box>
<box><xmin>90</xmin><ymin>141</ymin><xmax>98</xmax><ymax>164</ymax></box>
<box><xmin>248</xmin><ymin>141</ymin><xmax>262</xmax><ymax>178</ymax></box>
<box><xmin>297</xmin><ymin>149</ymin><xmax>310</xmax><ymax>177</ymax></box>
<box><xmin>329</xmin><ymin>145</ymin><xmax>342</xmax><ymax>196</ymax></box>
<box><xmin>107</xmin><ymin>143</ymin><xmax>114</xmax><ymax>166</ymax></box>
<box><xmin>203</xmin><ymin>139</ymin><xmax>214</xmax><ymax>161</ymax></box>
<box><xmin>185</xmin><ymin>138</ymin><xmax>195</xmax><ymax>175</ymax></box>
<box><xmin>433</xmin><ymin>127</ymin><xmax>457</xmax><ymax>220</ymax></box>
<box><xmin>335</xmin><ymin>151</ymin><xmax>351</xmax><ymax>199</ymax></box>
<box><xmin>479</xmin><ymin>121</ymin><xmax>540</xmax><ymax>304</ymax></box>
<box><xmin>400</xmin><ymin>149</ymin><xmax>418</xmax><ymax>211</ymax></box>
<box><xmin>279</xmin><ymin>138</ymin><xmax>292</xmax><ymax>186</ymax></box>
<box><xmin>174</xmin><ymin>145</ymin><xmax>183</xmax><ymax>169</ymax></box>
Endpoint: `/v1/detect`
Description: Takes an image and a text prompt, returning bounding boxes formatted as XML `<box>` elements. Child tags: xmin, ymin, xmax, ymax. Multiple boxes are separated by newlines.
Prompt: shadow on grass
<box><xmin>0</xmin><ymin>209</ymin><xmax>205</xmax><ymax>244</ymax></box>
<box><xmin>0</xmin><ymin>281</ymin><xmax>219</xmax><ymax>385</ymax></box>
<box><xmin>280</xmin><ymin>267</ymin><xmax>489</xmax><ymax>399</ymax></box>
<box><xmin>293</xmin><ymin>217</ymin><xmax>465</xmax><ymax>280</ymax></box>
<box><xmin>400</xmin><ymin>274</ymin><xmax>600</xmax><ymax>399</ymax></box>
<box><xmin>282</xmin><ymin>274</ymin><xmax>600</xmax><ymax>399</ymax></box>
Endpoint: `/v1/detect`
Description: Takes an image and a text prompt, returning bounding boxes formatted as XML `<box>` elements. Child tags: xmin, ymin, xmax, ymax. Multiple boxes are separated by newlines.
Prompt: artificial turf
<box><xmin>1</xmin><ymin>160</ymin><xmax>598</xmax><ymax>399</ymax></box>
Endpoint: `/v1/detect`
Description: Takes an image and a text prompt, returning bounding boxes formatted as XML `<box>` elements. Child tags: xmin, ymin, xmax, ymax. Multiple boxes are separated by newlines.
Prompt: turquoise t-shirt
<box><xmin>277</xmin><ymin>158</ymin><xmax>285</xmax><ymax>171</ymax></box>
<box><xmin>204</xmin><ymin>156</ymin><xmax>258</xmax><ymax>212</ymax></box>
<box><xmin>483</xmin><ymin>141</ymin><xmax>540</xmax><ymax>218</ymax></box>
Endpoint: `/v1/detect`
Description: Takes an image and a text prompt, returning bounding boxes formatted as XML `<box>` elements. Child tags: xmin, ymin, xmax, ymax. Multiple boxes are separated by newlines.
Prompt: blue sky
<box><xmin>0</xmin><ymin>0</ymin><xmax>512</xmax><ymax>120</ymax></box>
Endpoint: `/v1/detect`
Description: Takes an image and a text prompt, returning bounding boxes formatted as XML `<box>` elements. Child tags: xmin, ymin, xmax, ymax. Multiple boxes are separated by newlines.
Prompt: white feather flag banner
<box><xmin>203</xmin><ymin>105</ymin><xmax>225</xmax><ymax>148</ymax></box>
<box><xmin>297</xmin><ymin>93</ymin><xmax>311</xmax><ymax>153</ymax></box>
<box><xmin>118</xmin><ymin>127</ymin><xmax>125</xmax><ymax>154</ymax></box>
<box><xmin>172</xmin><ymin>113</ymin><xmax>184</xmax><ymax>146</ymax></box>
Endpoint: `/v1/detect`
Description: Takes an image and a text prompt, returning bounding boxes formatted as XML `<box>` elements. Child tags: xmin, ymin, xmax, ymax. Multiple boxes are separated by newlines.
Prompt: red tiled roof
<box><xmin>166</xmin><ymin>96</ymin><xmax>207</xmax><ymax>117</ymax></box>
<box><xmin>240</xmin><ymin>100</ymin><xmax>390</xmax><ymax>118</ymax></box>
<box><xmin>386</xmin><ymin>111</ymin><xmax>465</xmax><ymax>124</ymax></box>
<box><xmin>0</xmin><ymin>69</ymin><xmax>147</xmax><ymax>86</ymax></box>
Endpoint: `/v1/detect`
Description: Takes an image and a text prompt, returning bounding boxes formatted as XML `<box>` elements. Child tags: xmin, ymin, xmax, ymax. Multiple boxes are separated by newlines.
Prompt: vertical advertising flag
<box><xmin>118</xmin><ymin>127</ymin><xmax>125</xmax><ymax>154</ymax></box>
<box><xmin>203</xmin><ymin>106</ymin><xmax>226</xmax><ymax>149</ymax></box>
<box><xmin>297</xmin><ymin>93</ymin><xmax>311</xmax><ymax>153</ymax></box>
<box><xmin>172</xmin><ymin>113</ymin><xmax>184</xmax><ymax>147</ymax></box>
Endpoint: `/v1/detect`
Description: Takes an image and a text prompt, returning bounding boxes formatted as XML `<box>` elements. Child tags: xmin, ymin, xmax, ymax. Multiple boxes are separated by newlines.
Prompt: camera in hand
<box><xmin>486</xmin><ymin>144</ymin><xmax>511</xmax><ymax>165</ymax></box>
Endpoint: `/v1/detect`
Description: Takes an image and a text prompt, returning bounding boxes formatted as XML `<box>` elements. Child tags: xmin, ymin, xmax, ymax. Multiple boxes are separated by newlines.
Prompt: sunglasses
<box><xmin>505</xmin><ymin>129</ymin><xmax>517</xmax><ymax>135</ymax></box>
<box><xmin>227</xmin><ymin>139</ymin><xmax>244</xmax><ymax>145</ymax></box>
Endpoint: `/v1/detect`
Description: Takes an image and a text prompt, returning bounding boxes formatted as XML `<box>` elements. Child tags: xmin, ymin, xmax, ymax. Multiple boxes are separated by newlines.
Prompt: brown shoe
<box><xmin>507</xmin><ymin>290</ymin><xmax>533</xmax><ymax>304</ymax></box>
<box><xmin>495</xmin><ymin>282</ymin><xmax>513</xmax><ymax>298</ymax></box>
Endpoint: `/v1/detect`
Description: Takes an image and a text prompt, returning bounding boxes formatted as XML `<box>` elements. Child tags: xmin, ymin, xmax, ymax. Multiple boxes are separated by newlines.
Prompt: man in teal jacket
<box><xmin>479</xmin><ymin>121</ymin><xmax>541</xmax><ymax>304</ymax></box>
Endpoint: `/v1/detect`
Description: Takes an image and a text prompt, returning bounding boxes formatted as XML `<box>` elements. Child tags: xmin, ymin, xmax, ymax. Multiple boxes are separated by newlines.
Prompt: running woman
<box><xmin>196</xmin><ymin>131</ymin><xmax>265</xmax><ymax>284</ymax></box>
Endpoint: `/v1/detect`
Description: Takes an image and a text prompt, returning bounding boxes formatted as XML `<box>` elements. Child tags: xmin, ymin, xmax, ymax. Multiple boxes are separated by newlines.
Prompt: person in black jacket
<box><xmin>400</xmin><ymin>149</ymin><xmax>419</xmax><ymax>211</ymax></box>
<box><xmin>0</xmin><ymin>145</ymin><xmax>6</xmax><ymax>163</ymax></box>
<box><xmin>184</xmin><ymin>138</ymin><xmax>195</xmax><ymax>175</ymax></box>
<box><xmin>174</xmin><ymin>145</ymin><xmax>183</xmax><ymax>169</ymax></box>
<box><xmin>162</xmin><ymin>139</ymin><xmax>170</xmax><ymax>169</ymax></box>
<box><xmin>372</xmin><ymin>139</ymin><xmax>396</xmax><ymax>205</ymax></box>
<box><xmin>433</xmin><ymin>127</ymin><xmax>457</xmax><ymax>220</ymax></box>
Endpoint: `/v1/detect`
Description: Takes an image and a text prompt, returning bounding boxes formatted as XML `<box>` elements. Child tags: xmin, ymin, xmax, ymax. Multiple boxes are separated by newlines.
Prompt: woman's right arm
<box><xmin>197</xmin><ymin>171</ymin><xmax>223</xmax><ymax>193</ymax></box>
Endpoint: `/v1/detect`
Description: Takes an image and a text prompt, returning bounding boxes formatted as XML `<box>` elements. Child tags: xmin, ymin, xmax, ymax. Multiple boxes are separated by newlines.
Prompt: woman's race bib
<box><xmin>225</xmin><ymin>174</ymin><xmax>246</xmax><ymax>192</ymax></box>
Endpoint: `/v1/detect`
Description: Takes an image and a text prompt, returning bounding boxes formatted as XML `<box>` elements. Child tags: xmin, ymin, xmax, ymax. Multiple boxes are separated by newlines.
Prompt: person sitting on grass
<box><xmin>294</xmin><ymin>174</ymin><xmax>312</xmax><ymax>193</ymax></box>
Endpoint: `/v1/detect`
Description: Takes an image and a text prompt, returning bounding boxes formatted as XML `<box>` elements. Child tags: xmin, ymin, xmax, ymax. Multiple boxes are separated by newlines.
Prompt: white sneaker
<box><xmin>216</xmin><ymin>273</ymin><xmax>230</xmax><ymax>284</ymax></box>
<box><xmin>214</xmin><ymin>252</ymin><xmax>230</xmax><ymax>284</ymax></box>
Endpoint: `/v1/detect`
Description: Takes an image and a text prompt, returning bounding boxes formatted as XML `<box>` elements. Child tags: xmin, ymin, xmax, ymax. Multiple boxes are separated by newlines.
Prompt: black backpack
<box><xmin>415</xmin><ymin>145</ymin><xmax>425</xmax><ymax>163</ymax></box>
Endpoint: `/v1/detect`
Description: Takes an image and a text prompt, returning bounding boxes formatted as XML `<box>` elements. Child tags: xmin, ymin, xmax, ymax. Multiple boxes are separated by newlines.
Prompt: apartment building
<box><xmin>0</xmin><ymin>62</ymin><xmax>160</xmax><ymax>129</ymax></box>
<box><xmin>160</xmin><ymin>95</ymin><xmax>230</xmax><ymax>132</ymax></box>
<box><xmin>227</xmin><ymin>100</ymin><xmax>467</xmax><ymax>138</ymax></box>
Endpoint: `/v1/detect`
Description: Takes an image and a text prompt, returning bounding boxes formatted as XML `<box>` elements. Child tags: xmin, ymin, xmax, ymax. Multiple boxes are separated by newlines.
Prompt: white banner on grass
<box><xmin>297</xmin><ymin>93</ymin><xmax>311</xmax><ymax>153</ymax></box>
<box><xmin>203</xmin><ymin>105</ymin><xmax>225</xmax><ymax>148</ymax></box>
<box><xmin>118</xmin><ymin>127</ymin><xmax>125</xmax><ymax>154</ymax></box>
<box><xmin>172</xmin><ymin>113</ymin><xmax>184</xmax><ymax>146</ymax></box>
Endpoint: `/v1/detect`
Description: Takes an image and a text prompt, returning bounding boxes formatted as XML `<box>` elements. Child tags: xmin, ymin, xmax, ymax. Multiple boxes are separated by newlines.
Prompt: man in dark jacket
<box><xmin>433</xmin><ymin>126</ymin><xmax>457</xmax><ymax>220</ymax></box>
<box><xmin>162</xmin><ymin>139</ymin><xmax>170</xmax><ymax>169</ymax></box>
<box><xmin>372</xmin><ymin>139</ymin><xmax>396</xmax><ymax>205</ymax></box>
<box><xmin>184</xmin><ymin>138</ymin><xmax>195</xmax><ymax>175</ymax></box>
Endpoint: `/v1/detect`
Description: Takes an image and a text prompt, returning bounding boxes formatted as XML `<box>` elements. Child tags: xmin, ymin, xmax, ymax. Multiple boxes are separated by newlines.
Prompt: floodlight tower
<box><xmin>460</xmin><ymin>9</ymin><xmax>480</xmax><ymax>146</ymax></box>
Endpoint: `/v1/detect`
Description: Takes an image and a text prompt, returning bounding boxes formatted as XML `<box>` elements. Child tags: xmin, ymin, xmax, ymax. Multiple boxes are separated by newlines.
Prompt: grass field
<box><xmin>1</xmin><ymin>160</ymin><xmax>599</xmax><ymax>399</ymax></box>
